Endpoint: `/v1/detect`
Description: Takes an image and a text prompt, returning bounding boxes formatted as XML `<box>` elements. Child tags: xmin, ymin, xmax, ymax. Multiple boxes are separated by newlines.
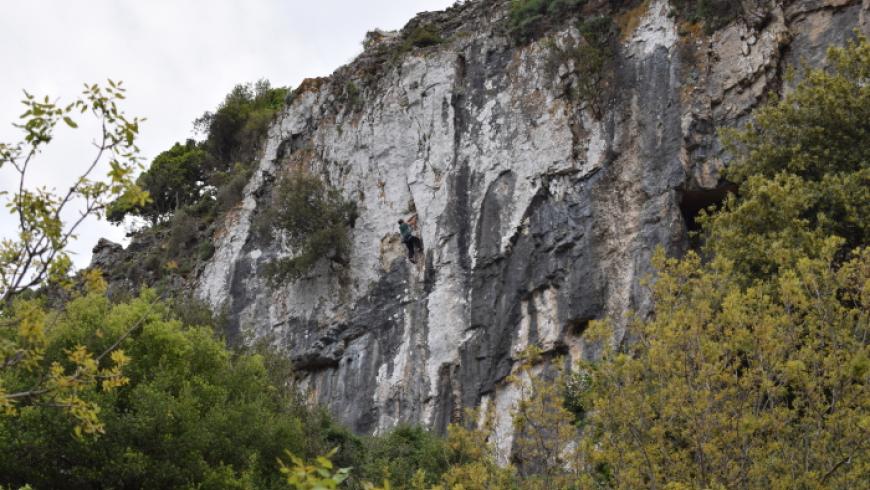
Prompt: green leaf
<box><xmin>62</xmin><ymin>117</ymin><xmax>78</xmax><ymax>129</ymax></box>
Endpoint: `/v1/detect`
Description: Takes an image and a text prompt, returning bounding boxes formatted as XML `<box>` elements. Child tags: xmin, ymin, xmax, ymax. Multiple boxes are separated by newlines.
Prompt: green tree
<box><xmin>111</xmin><ymin>80</ymin><xmax>287</xmax><ymax>225</ymax></box>
<box><xmin>118</xmin><ymin>139</ymin><xmax>209</xmax><ymax>224</ymax></box>
<box><xmin>356</xmin><ymin>425</ymin><xmax>450</xmax><ymax>489</ymax></box>
<box><xmin>0</xmin><ymin>289</ymin><xmax>334</xmax><ymax>489</ymax></box>
<box><xmin>194</xmin><ymin>79</ymin><xmax>288</xmax><ymax>167</ymax></box>
<box><xmin>0</xmin><ymin>81</ymin><xmax>147</xmax><ymax>432</ymax></box>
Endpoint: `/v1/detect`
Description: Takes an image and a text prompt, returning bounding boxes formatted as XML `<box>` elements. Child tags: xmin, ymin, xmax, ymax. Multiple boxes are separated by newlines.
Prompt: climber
<box><xmin>398</xmin><ymin>217</ymin><xmax>422</xmax><ymax>263</ymax></box>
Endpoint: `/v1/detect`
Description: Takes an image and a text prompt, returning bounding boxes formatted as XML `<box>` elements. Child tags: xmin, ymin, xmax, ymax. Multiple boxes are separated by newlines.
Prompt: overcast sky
<box><xmin>0</xmin><ymin>0</ymin><xmax>456</xmax><ymax>271</ymax></box>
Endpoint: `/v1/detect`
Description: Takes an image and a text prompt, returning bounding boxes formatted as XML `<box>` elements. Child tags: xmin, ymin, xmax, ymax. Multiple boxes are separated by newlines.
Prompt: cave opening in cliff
<box><xmin>679</xmin><ymin>184</ymin><xmax>737</xmax><ymax>244</ymax></box>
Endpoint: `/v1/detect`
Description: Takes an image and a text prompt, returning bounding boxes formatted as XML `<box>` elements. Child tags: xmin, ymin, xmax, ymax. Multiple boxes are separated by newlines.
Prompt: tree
<box><xmin>0</xmin><ymin>289</ymin><xmax>335</xmax><ymax>489</ymax></box>
<box><xmin>110</xmin><ymin>80</ymin><xmax>288</xmax><ymax>225</ymax></box>
<box><xmin>576</xmin><ymin>37</ymin><xmax>870</xmax><ymax>489</ymax></box>
<box><xmin>711</xmin><ymin>35</ymin><xmax>870</xmax><ymax>279</ymax></box>
<box><xmin>0</xmin><ymin>81</ymin><xmax>147</xmax><ymax>432</ymax></box>
<box><xmin>356</xmin><ymin>425</ymin><xmax>450</xmax><ymax>488</ymax></box>
<box><xmin>579</xmin><ymin>247</ymin><xmax>869</xmax><ymax>489</ymax></box>
<box><xmin>110</xmin><ymin>139</ymin><xmax>209</xmax><ymax>224</ymax></box>
<box><xmin>194</xmin><ymin>79</ymin><xmax>288</xmax><ymax>168</ymax></box>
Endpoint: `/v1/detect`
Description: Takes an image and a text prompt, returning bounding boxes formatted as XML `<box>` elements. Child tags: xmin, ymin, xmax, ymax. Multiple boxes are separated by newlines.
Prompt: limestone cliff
<box><xmin>101</xmin><ymin>0</ymin><xmax>870</xmax><ymax>457</ymax></box>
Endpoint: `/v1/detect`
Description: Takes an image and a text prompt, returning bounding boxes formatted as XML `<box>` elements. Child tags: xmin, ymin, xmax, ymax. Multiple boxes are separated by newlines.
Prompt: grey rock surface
<box><xmin>181</xmin><ymin>0</ymin><xmax>868</xmax><ymax>456</ymax></box>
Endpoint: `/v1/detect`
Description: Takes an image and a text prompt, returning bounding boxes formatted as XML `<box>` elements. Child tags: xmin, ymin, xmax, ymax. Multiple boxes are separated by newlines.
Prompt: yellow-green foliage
<box><xmin>574</xmin><ymin>37</ymin><xmax>870</xmax><ymax>489</ymax></box>
<box><xmin>435</xmin><ymin>420</ymin><xmax>518</xmax><ymax>490</ymax></box>
<box><xmin>280</xmin><ymin>449</ymin><xmax>351</xmax><ymax>490</ymax></box>
<box><xmin>712</xmin><ymin>36</ymin><xmax>870</xmax><ymax>278</ymax></box>
<box><xmin>0</xmin><ymin>80</ymin><xmax>145</xmax><ymax>434</ymax></box>
<box><xmin>578</xmin><ymin>245</ymin><xmax>869</xmax><ymax>488</ymax></box>
<box><xmin>509</xmin><ymin>347</ymin><xmax>583</xmax><ymax>488</ymax></box>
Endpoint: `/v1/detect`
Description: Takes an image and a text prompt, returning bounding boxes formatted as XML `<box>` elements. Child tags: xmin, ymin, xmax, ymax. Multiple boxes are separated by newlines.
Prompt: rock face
<box><xmin>188</xmin><ymin>0</ymin><xmax>867</xmax><ymax>453</ymax></box>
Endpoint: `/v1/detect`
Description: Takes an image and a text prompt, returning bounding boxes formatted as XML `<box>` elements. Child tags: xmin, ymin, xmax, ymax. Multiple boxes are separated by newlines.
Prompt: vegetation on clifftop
<box><xmin>509</xmin><ymin>0</ymin><xmax>588</xmax><ymax>43</ymax></box>
<box><xmin>110</xmin><ymin>80</ymin><xmax>287</xmax><ymax>226</ymax></box>
<box><xmin>103</xmin><ymin>80</ymin><xmax>288</xmax><ymax>289</ymax></box>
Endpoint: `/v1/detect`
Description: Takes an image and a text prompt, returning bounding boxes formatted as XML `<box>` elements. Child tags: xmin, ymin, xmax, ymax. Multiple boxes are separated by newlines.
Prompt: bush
<box><xmin>259</xmin><ymin>171</ymin><xmax>357</xmax><ymax>284</ymax></box>
<box><xmin>356</xmin><ymin>426</ymin><xmax>451</xmax><ymax>488</ymax></box>
<box><xmin>547</xmin><ymin>15</ymin><xmax>617</xmax><ymax>118</ymax></box>
<box><xmin>213</xmin><ymin>163</ymin><xmax>255</xmax><ymax>215</ymax></box>
<box><xmin>390</xmin><ymin>24</ymin><xmax>446</xmax><ymax>63</ymax></box>
<box><xmin>508</xmin><ymin>0</ymin><xmax>587</xmax><ymax>43</ymax></box>
<box><xmin>671</xmin><ymin>0</ymin><xmax>744</xmax><ymax>33</ymax></box>
<box><xmin>194</xmin><ymin>79</ymin><xmax>288</xmax><ymax>167</ymax></box>
<box><xmin>404</xmin><ymin>25</ymin><xmax>444</xmax><ymax>49</ymax></box>
<box><xmin>342</xmin><ymin>81</ymin><xmax>363</xmax><ymax>112</ymax></box>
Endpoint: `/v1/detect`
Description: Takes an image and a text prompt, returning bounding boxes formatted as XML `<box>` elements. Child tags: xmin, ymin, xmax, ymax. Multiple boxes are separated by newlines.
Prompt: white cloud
<box><xmin>0</xmin><ymin>0</ymin><xmax>456</xmax><ymax>270</ymax></box>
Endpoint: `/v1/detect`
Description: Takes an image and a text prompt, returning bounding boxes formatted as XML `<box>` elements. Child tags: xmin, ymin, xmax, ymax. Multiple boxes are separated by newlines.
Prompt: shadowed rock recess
<box><xmin>99</xmin><ymin>0</ymin><xmax>870</xmax><ymax>453</ymax></box>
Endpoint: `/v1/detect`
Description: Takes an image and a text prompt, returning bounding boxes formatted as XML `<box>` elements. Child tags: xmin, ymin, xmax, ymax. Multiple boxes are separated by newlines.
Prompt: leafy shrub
<box><xmin>391</xmin><ymin>24</ymin><xmax>446</xmax><ymax>63</ymax></box>
<box><xmin>357</xmin><ymin>426</ymin><xmax>450</xmax><ymax>488</ymax></box>
<box><xmin>509</xmin><ymin>0</ymin><xmax>587</xmax><ymax>43</ymax></box>
<box><xmin>547</xmin><ymin>15</ymin><xmax>617</xmax><ymax>118</ymax></box>
<box><xmin>342</xmin><ymin>81</ymin><xmax>363</xmax><ymax>112</ymax></box>
<box><xmin>671</xmin><ymin>0</ymin><xmax>744</xmax><ymax>33</ymax></box>
<box><xmin>165</xmin><ymin>208</ymin><xmax>199</xmax><ymax>258</ymax></box>
<box><xmin>194</xmin><ymin>79</ymin><xmax>288</xmax><ymax>166</ymax></box>
<box><xmin>259</xmin><ymin>171</ymin><xmax>357</xmax><ymax>284</ymax></box>
<box><xmin>404</xmin><ymin>25</ymin><xmax>444</xmax><ymax>49</ymax></box>
<box><xmin>212</xmin><ymin>163</ymin><xmax>255</xmax><ymax>215</ymax></box>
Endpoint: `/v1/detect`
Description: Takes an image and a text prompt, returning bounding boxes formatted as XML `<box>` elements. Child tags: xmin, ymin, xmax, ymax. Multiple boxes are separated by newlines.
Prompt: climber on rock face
<box><xmin>398</xmin><ymin>217</ymin><xmax>422</xmax><ymax>264</ymax></box>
